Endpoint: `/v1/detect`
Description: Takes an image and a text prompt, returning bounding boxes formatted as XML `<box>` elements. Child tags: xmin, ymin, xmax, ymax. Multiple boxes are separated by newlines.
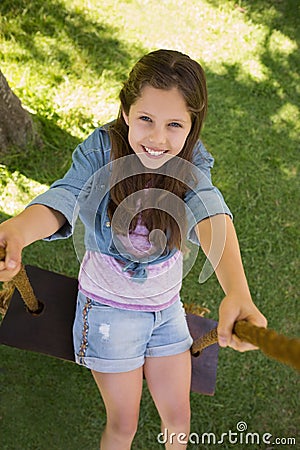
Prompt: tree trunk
<box><xmin>0</xmin><ymin>70</ymin><xmax>39</xmax><ymax>153</ymax></box>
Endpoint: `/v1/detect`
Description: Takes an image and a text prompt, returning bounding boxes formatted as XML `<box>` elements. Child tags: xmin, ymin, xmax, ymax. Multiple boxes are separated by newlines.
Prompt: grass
<box><xmin>0</xmin><ymin>0</ymin><xmax>299</xmax><ymax>449</ymax></box>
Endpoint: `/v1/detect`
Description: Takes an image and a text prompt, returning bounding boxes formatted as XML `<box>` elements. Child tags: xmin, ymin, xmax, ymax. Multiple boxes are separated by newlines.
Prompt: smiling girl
<box><xmin>123</xmin><ymin>85</ymin><xmax>192</xmax><ymax>168</ymax></box>
<box><xmin>0</xmin><ymin>49</ymin><xmax>266</xmax><ymax>449</ymax></box>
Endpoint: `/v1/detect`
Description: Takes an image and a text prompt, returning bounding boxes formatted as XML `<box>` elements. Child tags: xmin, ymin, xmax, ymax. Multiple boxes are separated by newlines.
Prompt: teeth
<box><xmin>144</xmin><ymin>146</ymin><xmax>165</xmax><ymax>156</ymax></box>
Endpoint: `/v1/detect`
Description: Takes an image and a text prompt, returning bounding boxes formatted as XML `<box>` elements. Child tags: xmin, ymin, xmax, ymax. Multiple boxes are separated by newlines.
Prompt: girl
<box><xmin>0</xmin><ymin>49</ymin><xmax>266</xmax><ymax>449</ymax></box>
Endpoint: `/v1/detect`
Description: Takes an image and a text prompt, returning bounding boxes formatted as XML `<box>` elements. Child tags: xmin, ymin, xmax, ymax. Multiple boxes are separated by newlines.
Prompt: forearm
<box><xmin>196</xmin><ymin>214</ymin><xmax>251</xmax><ymax>298</ymax></box>
<box><xmin>4</xmin><ymin>204</ymin><xmax>66</xmax><ymax>248</ymax></box>
<box><xmin>196</xmin><ymin>214</ymin><xmax>267</xmax><ymax>350</ymax></box>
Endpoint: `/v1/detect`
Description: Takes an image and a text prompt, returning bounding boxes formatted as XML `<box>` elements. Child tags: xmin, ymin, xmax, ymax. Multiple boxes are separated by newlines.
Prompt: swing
<box><xmin>0</xmin><ymin>247</ymin><xmax>299</xmax><ymax>397</ymax></box>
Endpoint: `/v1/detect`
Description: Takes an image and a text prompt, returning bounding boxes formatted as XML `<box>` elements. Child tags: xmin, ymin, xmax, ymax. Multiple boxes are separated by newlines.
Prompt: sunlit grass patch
<box><xmin>0</xmin><ymin>165</ymin><xmax>48</xmax><ymax>216</ymax></box>
<box><xmin>270</xmin><ymin>103</ymin><xmax>300</xmax><ymax>140</ymax></box>
<box><xmin>2</xmin><ymin>0</ymin><xmax>294</xmax><ymax>138</ymax></box>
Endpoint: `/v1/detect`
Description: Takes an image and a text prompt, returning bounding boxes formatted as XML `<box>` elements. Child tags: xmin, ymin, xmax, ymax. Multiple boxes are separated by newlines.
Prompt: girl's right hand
<box><xmin>0</xmin><ymin>204</ymin><xmax>66</xmax><ymax>282</ymax></box>
<box><xmin>0</xmin><ymin>219</ymin><xmax>24</xmax><ymax>281</ymax></box>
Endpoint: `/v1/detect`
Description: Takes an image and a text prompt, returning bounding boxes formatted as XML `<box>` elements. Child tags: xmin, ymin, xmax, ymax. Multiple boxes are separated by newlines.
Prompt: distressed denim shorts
<box><xmin>73</xmin><ymin>291</ymin><xmax>193</xmax><ymax>373</ymax></box>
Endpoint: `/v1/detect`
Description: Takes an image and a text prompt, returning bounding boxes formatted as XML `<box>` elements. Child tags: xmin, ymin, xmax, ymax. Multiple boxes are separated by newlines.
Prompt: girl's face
<box><xmin>123</xmin><ymin>85</ymin><xmax>192</xmax><ymax>169</ymax></box>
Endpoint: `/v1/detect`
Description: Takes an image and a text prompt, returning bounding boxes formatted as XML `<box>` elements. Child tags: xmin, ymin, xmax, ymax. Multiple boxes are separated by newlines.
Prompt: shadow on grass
<box><xmin>0</xmin><ymin>114</ymin><xmax>81</xmax><ymax>185</ymax></box>
<box><xmin>206</xmin><ymin>0</ymin><xmax>299</xmax><ymax>42</ymax></box>
<box><xmin>0</xmin><ymin>0</ymin><xmax>146</xmax><ymax>184</ymax></box>
<box><xmin>204</xmin><ymin>0</ymin><xmax>299</xmax><ymax>120</ymax></box>
<box><xmin>0</xmin><ymin>0</ymin><xmax>143</xmax><ymax>83</ymax></box>
<box><xmin>201</xmin><ymin>0</ymin><xmax>299</xmax><ymax>201</ymax></box>
<box><xmin>202</xmin><ymin>53</ymin><xmax>299</xmax><ymax>305</ymax></box>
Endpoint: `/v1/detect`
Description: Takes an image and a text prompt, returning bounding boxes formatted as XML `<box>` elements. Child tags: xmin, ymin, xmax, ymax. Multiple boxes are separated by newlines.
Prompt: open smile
<box><xmin>142</xmin><ymin>145</ymin><xmax>168</xmax><ymax>157</ymax></box>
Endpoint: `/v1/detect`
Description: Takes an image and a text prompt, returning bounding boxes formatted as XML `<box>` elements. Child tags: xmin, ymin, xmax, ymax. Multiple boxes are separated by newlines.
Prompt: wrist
<box><xmin>1</xmin><ymin>216</ymin><xmax>27</xmax><ymax>249</ymax></box>
<box><xmin>11</xmin><ymin>205</ymin><xmax>65</xmax><ymax>246</ymax></box>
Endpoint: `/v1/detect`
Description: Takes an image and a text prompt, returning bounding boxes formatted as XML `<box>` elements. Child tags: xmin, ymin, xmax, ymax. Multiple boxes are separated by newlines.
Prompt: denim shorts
<box><xmin>73</xmin><ymin>291</ymin><xmax>193</xmax><ymax>373</ymax></box>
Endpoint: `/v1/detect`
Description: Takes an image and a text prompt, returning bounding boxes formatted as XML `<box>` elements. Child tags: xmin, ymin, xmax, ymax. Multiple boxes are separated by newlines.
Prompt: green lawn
<box><xmin>0</xmin><ymin>0</ymin><xmax>299</xmax><ymax>449</ymax></box>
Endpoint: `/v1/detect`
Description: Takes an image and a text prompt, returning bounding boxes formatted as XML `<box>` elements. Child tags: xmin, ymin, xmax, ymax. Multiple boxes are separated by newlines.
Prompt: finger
<box><xmin>228</xmin><ymin>334</ymin><xmax>259</xmax><ymax>352</ymax></box>
<box><xmin>0</xmin><ymin>245</ymin><xmax>6</xmax><ymax>271</ymax></box>
<box><xmin>217</xmin><ymin>320</ymin><xmax>233</xmax><ymax>347</ymax></box>
<box><xmin>3</xmin><ymin>242</ymin><xmax>22</xmax><ymax>272</ymax></box>
<box><xmin>217</xmin><ymin>306</ymin><xmax>239</xmax><ymax>348</ymax></box>
<box><xmin>248</xmin><ymin>314</ymin><xmax>268</xmax><ymax>329</ymax></box>
<box><xmin>0</xmin><ymin>271</ymin><xmax>17</xmax><ymax>282</ymax></box>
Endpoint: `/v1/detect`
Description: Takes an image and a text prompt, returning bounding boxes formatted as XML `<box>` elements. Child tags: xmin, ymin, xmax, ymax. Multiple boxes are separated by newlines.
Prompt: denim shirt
<box><xmin>28</xmin><ymin>125</ymin><xmax>232</xmax><ymax>280</ymax></box>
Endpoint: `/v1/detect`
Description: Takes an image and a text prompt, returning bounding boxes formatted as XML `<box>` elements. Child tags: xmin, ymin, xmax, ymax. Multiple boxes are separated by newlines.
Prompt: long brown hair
<box><xmin>108</xmin><ymin>49</ymin><xmax>208</xmax><ymax>251</ymax></box>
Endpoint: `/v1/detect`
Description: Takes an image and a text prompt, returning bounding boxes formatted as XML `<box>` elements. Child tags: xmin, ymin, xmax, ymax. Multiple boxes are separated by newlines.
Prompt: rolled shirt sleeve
<box><xmin>28</xmin><ymin>188</ymin><xmax>77</xmax><ymax>240</ymax></box>
<box><xmin>184</xmin><ymin>141</ymin><xmax>233</xmax><ymax>245</ymax></box>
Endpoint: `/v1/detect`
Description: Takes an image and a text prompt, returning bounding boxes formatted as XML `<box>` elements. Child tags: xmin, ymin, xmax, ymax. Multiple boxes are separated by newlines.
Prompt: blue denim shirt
<box><xmin>28</xmin><ymin>125</ymin><xmax>232</xmax><ymax>280</ymax></box>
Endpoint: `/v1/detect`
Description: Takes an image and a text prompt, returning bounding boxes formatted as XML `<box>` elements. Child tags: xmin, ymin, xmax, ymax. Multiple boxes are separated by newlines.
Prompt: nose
<box><xmin>149</xmin><ymin>125</ymin><xmax>167</xmax><ymax>146</ymax></box>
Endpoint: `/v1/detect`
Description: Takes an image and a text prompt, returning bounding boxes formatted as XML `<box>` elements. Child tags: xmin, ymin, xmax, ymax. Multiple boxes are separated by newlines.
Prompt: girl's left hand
<box><xmin>217</xmin><ymin>294</ymin><xmax>268</xmax><ymax>352</ymax></box>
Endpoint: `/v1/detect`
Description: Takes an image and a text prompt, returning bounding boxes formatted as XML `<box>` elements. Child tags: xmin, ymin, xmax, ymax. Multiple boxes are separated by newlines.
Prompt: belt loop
<box><xmin>154</xmin><ymin>311</ymin><xmax>162</xmax><ymax>325</ymax></box>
